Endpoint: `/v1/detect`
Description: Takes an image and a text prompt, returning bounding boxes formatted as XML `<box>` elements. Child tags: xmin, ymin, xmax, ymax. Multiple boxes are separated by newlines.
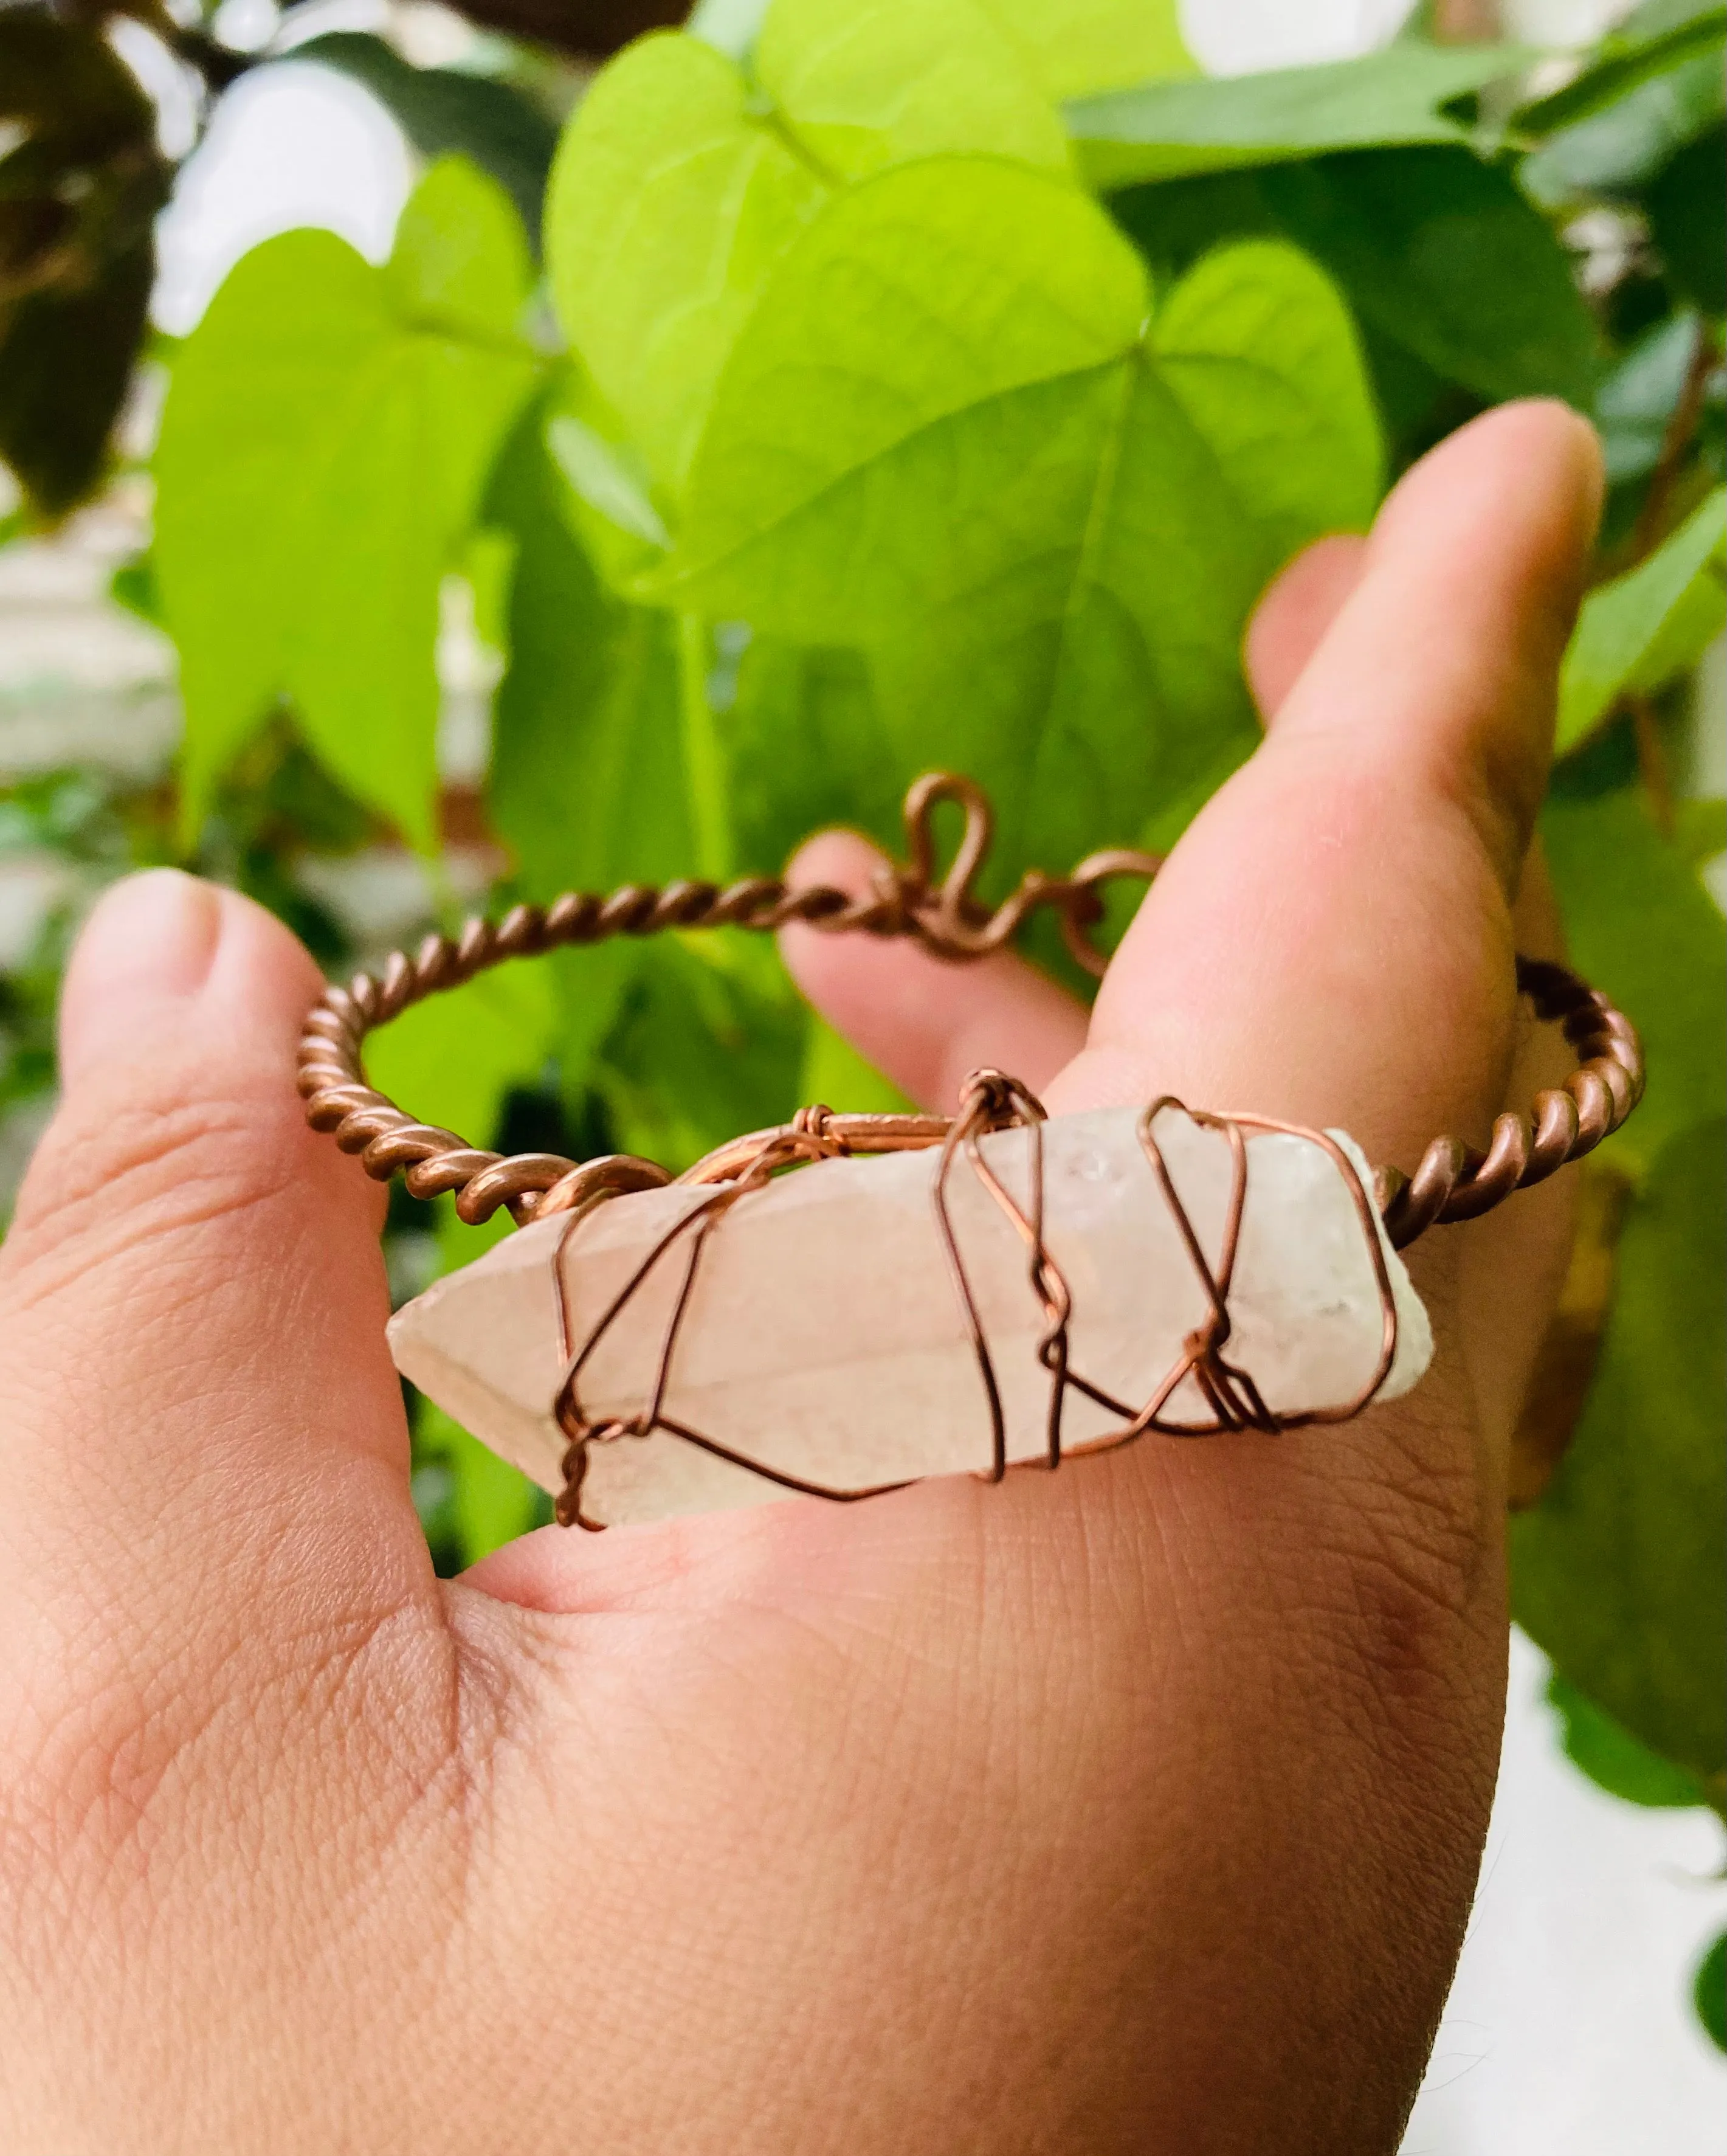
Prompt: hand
<box><xmin>0</xmin><ymin>402</ymin><xmax>1601</xmax><ymax>2154</ymax></box>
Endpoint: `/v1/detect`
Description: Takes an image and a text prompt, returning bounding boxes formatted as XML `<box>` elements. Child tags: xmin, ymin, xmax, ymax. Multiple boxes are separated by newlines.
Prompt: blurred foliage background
<box><xmin>1</xmin><ymin>0</ymin><xmax>1723</xmax><ymax>2070</ymax></box>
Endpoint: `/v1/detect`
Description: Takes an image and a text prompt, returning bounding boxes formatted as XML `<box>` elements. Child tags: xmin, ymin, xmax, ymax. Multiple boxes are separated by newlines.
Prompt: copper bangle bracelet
<box><xmin>296</xmin><ymin>772</ymin><xmax>1644</xmax><ymax>1254</ymax></box>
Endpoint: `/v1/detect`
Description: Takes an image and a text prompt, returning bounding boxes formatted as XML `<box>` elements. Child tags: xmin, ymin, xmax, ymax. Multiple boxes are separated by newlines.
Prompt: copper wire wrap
<box><xmin>548</xmin><ymin>1077</ymin><xmax>1401</xmax><ymax>1528</ymax></box>
<box><xmin>298</xmin><ymin>770</ymin><xmax>1644</xmax><ymax>1524</ymax></box>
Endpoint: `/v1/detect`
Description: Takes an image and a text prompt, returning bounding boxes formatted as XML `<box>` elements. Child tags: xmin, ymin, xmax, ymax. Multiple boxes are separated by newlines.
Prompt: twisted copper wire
<box><xmin>548</xmin><ymin>1128</ymin><xmax>920</xmax><ymax>1530</ymax></box>
<box><xmin>297</xmin><ymin>775</ymin><xmax>1149</xmax><ymax>1227</ymax></box>
<box><xmin>546</xmin><ymin>1074</ymin><xmax>1401</xmax><ymax>1529</ymax></box>
<box><xmin>299</xmin><ymin>773</ymin><xmax>1644</xmax><ymax>1245</ymax></box>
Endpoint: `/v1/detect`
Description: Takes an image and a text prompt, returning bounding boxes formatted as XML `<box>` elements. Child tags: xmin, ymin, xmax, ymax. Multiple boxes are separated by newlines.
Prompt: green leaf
<box><xmin>754</xmin><ymin>0</ymin><xmax>1194</xmax><ymax>174</ymax></box>
<box><xmin>1648</xmin><ymin>120</ymin><xmax>1727</xmax><ymax>313</ymax></box>
<box><xmin>1556</xmin><ymin>486</ymin><xmax>1727</xmax><ymax>753</ymax></box>
<box><xmin>154</xmin><ymin>162</ymin><xmax>538</xmax><ymax>847</ymax></box>
<box><xmin>386</xmin><ymin>150</ymin><xmax>534</xmax><ymax>339</ymax></box>
<box><xmin>660</xmin><ymin>159</ymin><xmax>1379</xmax><ymax>869</ymax></box>
<box><xmin>1623</xmin><ymin>0</ymin><xmax>1724</xmax><ymax>35</ymax></box>
<box><xmin>546</xmin><ymin>7</ymin><xmax>1191</xmax><ymax>502</ymax></box>
<box><xmin>463</xmin><ymin>527</ymin><xmax>517</xmax><ymax>656</ymax></box>
<box><xmin>485</xmin><ymin>403</ymin><xmax>694</xmax><ymax>899</ymax></box>
<box><xmin>1113</xmin><ymin>145</ymin><xmax>1602</xmax><ymax>409</ymax></box>
<box><xmin>156</xmin><ymin>232</ymin><xmax>382</xmax><ymax>822</ymax></box>
<box><xmin>1594</xmin><ymin>311</ymin><xmax>1708</xmax><ymax>486</ymax></box>
<box><xmin>545</xmin><ymin>32</ymin><xmax>828</xmax><ymax>501</ymax></box>
<box><xmin>756</xmin><ymin>0</ymin><xmax>1070</xmax><ymax>182</ymax></box>
<box><xmin>1695</xmin><ymin>1933</ymin><xmax>1727</xmax><ymax>2054</ymax></box>
<box><xmin>976</xmin><ymin>0</ymin><xmax>1193</xmax><ymax>100</ymax></box>
<box><xmin>1675</xmin><ymin>795</ymin><xmax>1727</xmax><ymax>868</ymax></box>
<box><xmin>1542</xmin><ymin>781</ymin><xmax>1727</xmax><ymax>1175</ymax></box>
<box><xmin>484</xmin><ymin>407</ymin><xmax>701</xmax><ymax>1094</ymax></box>
<box><xmin>1546</xmin><ymin>1673</ymin><xmax>1711</xmax><ymax>1807</ymax></box>
<box><xmin>1068</xmin><ymin>40</ymin><xmax>1529</xmax><ymax>189</ymax></box>
<box><xmin>597</xmin><ymin>934</ymin><xmax>805</xmax><ymax>1172</ymax></box>
<box><xmin>659</xmin><ymin>157</ymin><xmax>1149</xmax><ymax>626</ymax></box>
<box><xmin>1511</xmin><ymin>1116</ymin><xmax>1726</xmax><ymax>1789</ymax></box>
<box><xmin>546</xmin><ymin>406</ymin><xmax>670</xmax><ymax>568</ymax></box>
<box><xmin>365</xmin><ymin>950</ymin><xmax>559</xmax><ymax>1152</ymax></box>
<box><xmin>1514</xmin><ymin>1</ymin><xmax>1723</xmax><ymax>138</ymax></box>
<box><xmin>483</xmin><ymin>397</ymin><xmax>619</xmax><ymax>855</ymax></box>
<box><xmin>297</xmin><ymin>32</ymin><xmax>560</xmax><ymax>246</ymax></box>
<box><xmin>690</xmin><ymin>0</ymin><xmax>1193</xmax><ymax>96</ymax></box>
<box><xmin>725</xmin><ymin>636</ymin><xmax>904</xmax><ymax>871</ymax></box>
<box><xmin>1520</xmin><ymin>42</ymin><xmax>1725</xmax><ymax>202</ymax></box>
<box><xmin>1270</xmin><ymin>147</ymin><xmax>1600</xmax><ymax>406</ymax></box>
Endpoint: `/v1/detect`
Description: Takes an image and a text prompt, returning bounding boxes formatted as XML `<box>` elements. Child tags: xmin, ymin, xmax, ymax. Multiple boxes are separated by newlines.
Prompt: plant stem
<box><xmin>1633</xmin><ymin>318</ymin><xmax>1720</xmax><ymax>561</ymax></box>
<box><xmin>1629</xmin><ymin>693</ymin><xmax>1677</xmax><ymax>836</ymax></box>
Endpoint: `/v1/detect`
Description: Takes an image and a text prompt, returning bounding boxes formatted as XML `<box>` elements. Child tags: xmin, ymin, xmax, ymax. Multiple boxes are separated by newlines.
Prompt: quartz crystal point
<box><xmin>388</xmin><ymin>1105</ymin><xmax>1433</xmax><ymax>1530</ymax></box>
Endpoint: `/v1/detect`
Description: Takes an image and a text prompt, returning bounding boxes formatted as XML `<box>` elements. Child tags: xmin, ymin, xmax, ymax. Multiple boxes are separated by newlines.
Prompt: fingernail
<box><xmin>58</xmin><ymin>871</ymin><xmax>224</xmax><ymax>1090</ymax></box>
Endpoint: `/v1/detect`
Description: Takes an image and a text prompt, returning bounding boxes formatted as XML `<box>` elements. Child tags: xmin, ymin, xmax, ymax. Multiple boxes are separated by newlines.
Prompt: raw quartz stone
<box><xmin>388</xmin><ymin>1104</ymin><xmax>1433</xmax><ymax>1530</ymax></box>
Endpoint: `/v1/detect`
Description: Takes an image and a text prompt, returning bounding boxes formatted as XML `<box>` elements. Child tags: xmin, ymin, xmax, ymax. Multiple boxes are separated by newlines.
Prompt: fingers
<box><xmin>1053</xmin><ymin>400</ymin><xmax>1604</xmax><ymax>1171</ymax></box>
<box><xmin>0</xmin><ymin>872</ymin><xmax>424</xmax><ymax>1637</ymax></box>
<box><xmin>779</xmin><ymin>831</ymin><xmax>1088</xmax><ymax>1112</ymax></box>
<box><xmin>1244</xmin><ymin>533</ymin><xmax>1368</xmax><ymax>719</ymax></box>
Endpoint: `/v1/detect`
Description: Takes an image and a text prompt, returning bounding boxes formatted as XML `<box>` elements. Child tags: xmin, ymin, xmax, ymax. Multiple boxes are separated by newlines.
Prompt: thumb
<box><xmin>0</xmin><ymin>872</ymin><xmax>424</xmax><ymax>1650</ymax></box>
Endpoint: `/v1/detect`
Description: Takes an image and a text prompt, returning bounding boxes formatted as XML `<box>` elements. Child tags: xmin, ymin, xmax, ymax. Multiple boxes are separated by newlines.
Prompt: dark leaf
<box><xmin>0</xmin><ymin>6</ymin><xmax>157</xmax><ymax>152</ymax></box>
<box><xmin>484</xmin><ymin>400</ymin><xmax>702</xmax><ymax>1099</ymax></box>
<box><xmin>1514</xmin><ymin>0</ymin><xmax>1724</xmax><ymax>137</ymax></box>
<box><xmin>1270</xmin><ymin>148</ymin><xmax>1602</xmax><ymax>406</ymax></box>
<box><xmin>1508</xmin><ymin>1158</ymin><xmax>1633</xmax><ymax>1510</ymax></box>
<box><xmin>0</xmin><ymin>235</ymin><xmax>151</xmax><ymax>517</ymax></box>
<box><xmin>1647</xmin><ymin>120</ymin><xmax>1727</xmax><ymax>312</ymax></box>
<box><xmin>342</xmin><ymin>0</ymin><xmax>689</xmax><ymax>64</ymax></box>
<box><xmin>1542</xmin><ymin>779</ymin><xmax>1727</xmax><ymax>1172</ymax></box>
<box><xmin>109</xmin><ymin>550</ymin><xmax>164</xmax><ymax>627</ymax></box>
<box><xmin>1695</xmin><ymin>1933</ymin><xmax>1727</xmax><ymax>2053</ymax></box>
<box><xmin>1594</xmin><ymin>309</ymin><xmax>1711</xmax><ymax>486</ymax></box>
<box><xmin>297</xmin><ymin>34</ymin><xmax>560</xmax><ymax>247</ymax></box>
<box><xmin>0</xmin><ymin>7</ymin><xmax>169</xmax><ymax>516</ymax></box>
<box><xmin>1546</xmin><ymin>1673</ymin><xmax>1711</xmax><ymax>1807</ymax></box>
<box><xmin>1510</xmin><ymin>1116</ymin><xmax>1726</xmax><ymax>1789</ymax></box>
<box><xmin>1520</xmin><ymin>42</ymin><xmax>1725</xmax><ymax>201</ymax></box>
<box><xmin>1115</xmin><ymin>143</ymin><xmax>1602</xmax><ymax>413</ymax></box>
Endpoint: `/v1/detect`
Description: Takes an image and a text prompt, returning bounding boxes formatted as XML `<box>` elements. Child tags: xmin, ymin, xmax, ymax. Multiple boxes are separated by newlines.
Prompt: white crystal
<box><xmin>388</xmin><ymin>1105</ymin><xmax>1432</xmax><ymax>1530</ymax></box>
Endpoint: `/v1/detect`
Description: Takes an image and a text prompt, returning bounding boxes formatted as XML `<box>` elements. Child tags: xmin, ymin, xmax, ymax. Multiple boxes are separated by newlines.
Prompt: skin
<box><xmin>0</xmin><ymin>401</ymin><xmax>1601</xmax><ymax>2154</ymax></box>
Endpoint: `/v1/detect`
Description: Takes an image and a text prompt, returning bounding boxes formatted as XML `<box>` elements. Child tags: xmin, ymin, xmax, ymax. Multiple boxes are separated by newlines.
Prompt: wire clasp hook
<box><xmin>886</xmin><ymin>773</ymin><xmax>1161</xmax><ymax>980</ymax></box>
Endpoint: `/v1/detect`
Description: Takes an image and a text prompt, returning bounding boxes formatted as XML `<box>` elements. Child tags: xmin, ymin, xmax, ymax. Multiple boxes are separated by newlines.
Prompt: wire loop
<box><xmin>299</xmin><ymin>772</ymin><xmax>1643</xmax><ymax>1246</ymax></box>
<box><xmin>545</xmin><ymin>1075</ymin><xmax>1401</xmax><ymax>1530</ymax></box>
